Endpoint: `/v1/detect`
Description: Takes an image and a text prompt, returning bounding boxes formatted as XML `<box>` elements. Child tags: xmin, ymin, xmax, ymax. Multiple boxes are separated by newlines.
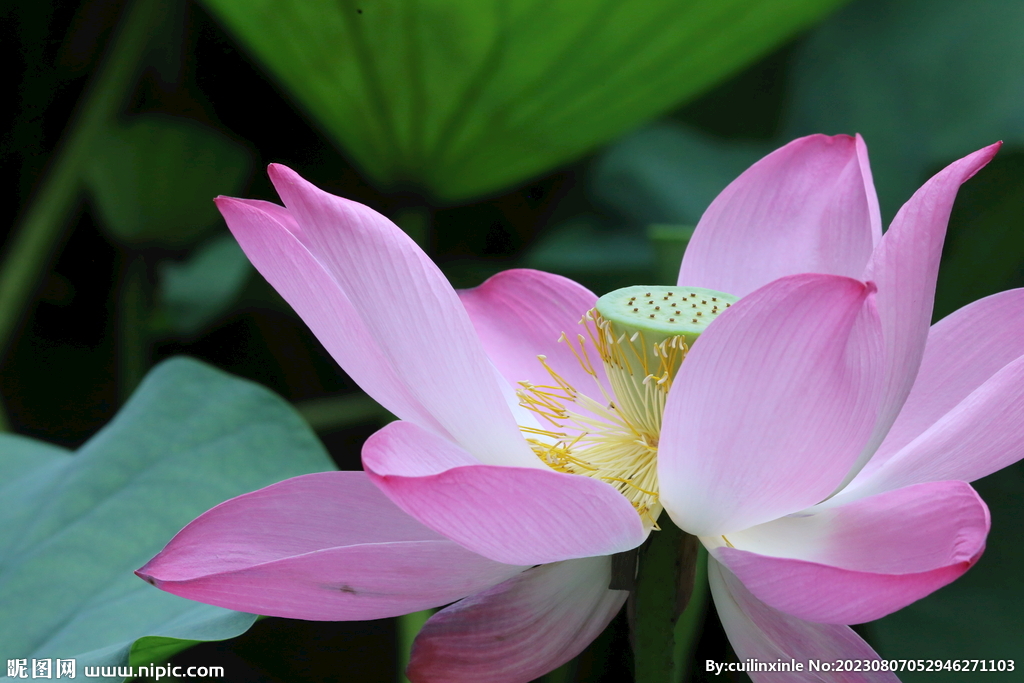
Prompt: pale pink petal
<box><xmin>678</xmin><ymin>134</ymin><xmax>879</xmax><ymax>298</ymax></box>
<box><xmin>845</xmin><ymin>354</ymin><xmax>1024</xmax><ymax>498</ymax></box>
<box><xmin>267</xmin><ymin>165</ymin><xmax>535</xmax><ymax>468</ymax></box>
<box><xmin>216</xmin><ymin>197</ymin><xmax>448</xmax><ymax>436</ymax></box>
<box><xmin>458</xmin><ymin>269</ymin><xmax>598</xmax><ymax>393</ymax></box>
<box><xmin>852</xmin><ymin>143</ymin><xmax>1002</xmax><ymax>478</ymax></box>
<box><xmin>709</xmin><ymin>558</ymin><xmax>899</xmax><ymax>682</ymax></box>
<box><xmin>855</xmin><ymin>134</ymin><xmax>884</xmax><ymax>248</ymax></box>
<box><xmin>659</xmin><ymin>274</ymin><xmax>884</xmax><ymax>536</ymax></box>
<box><xmin>408</xmin><ymin>555</ymin><xmax>625</xmax><ymax>683</ymax></box>
<box><xmin>713</xmin><ymin>481</ymin><xmax>988</xmax><ymax>623</ymax></box>
<box><xmin>363</xmin><ymin>421</ymin><xmax>646</xmax><ymax>566</ymax></box>
<box><xmin>854</xmin><ymin>288</ymin><xmax>1024</xmax><ymax>484</ymax></box>
<box><xmin>135</xmin><ymin>472</ymin><xmax>526</xmax><ymax>620</ymax></box>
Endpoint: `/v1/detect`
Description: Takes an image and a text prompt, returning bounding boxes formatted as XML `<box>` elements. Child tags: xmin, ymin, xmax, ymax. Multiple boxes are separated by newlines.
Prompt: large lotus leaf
<box><xmin>786</xmin><ymin>0</ymin><xmax>1024</xmax><ymax>218</ymax></box>
<box><xmin>870</xmin><ymin>463</ymin><xmax>1024</xmax><ymax>682</ymax></box>
<box><xmin>0</xmin><ymin>358</ymin><xmax>336</xmax><ymax>681</ymax></box>
<box><xmin>201</xmin><ymin>0</ymin><xmax>847</xmax><ymax>202</ymax></box>
<box><xmin>85</xmin><ymin>114</ymin><xmax>252</xmax><ymax>246</ymax></box>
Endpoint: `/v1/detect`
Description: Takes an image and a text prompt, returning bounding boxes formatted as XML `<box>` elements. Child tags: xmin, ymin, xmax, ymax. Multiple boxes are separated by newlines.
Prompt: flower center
<box><xmin>517</xmin><ymin>285</ymin><xmax>737</xmax><ymax>527</ymax></box>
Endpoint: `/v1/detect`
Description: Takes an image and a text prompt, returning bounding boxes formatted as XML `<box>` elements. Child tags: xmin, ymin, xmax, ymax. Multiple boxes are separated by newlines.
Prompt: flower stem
<box><xmin>632</xmin><ymin>515</ymin><xmax>701</xmax><ymax>683</ymax></box>
<box><xmin>672</xmin><ymin>545</ymin><xmax>708</xmax><ymax>682</ymax></box>
<box><xmin>0</xmin><ymin>0</ymin><xmax>167</xmax><ymax>426</ymax></box>
<box><xmin>398</xmin><ymin>609</ymin><xmax>433</xmax><ymax>682</ymax></box>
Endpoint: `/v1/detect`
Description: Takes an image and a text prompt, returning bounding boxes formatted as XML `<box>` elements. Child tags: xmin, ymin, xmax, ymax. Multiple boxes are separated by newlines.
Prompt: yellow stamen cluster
<box><xmin>516</xmin><ymin>309</ymin><xmax>690</xmax><ymax>528</ymax></box>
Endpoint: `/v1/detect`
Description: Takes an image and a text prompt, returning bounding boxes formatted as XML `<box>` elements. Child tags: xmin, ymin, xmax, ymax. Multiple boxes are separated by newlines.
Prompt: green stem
<box><xmin>633</xmin><ymin>515</ymin><xmax>702</xmax><ymax>683</ymax></box>
<box><xmin>0</xmin><ymin>0</ymin><xmax>168</xmax><ymax>425</ymax></box>
<box><xmin>398</xmin><ymin>609</ymin><xmax>434</xmax><ymax>682</ymax></box>
<box><xmin>672</xmin><ymin>545</ymin><xmax>708</xmax><ymax>683</ymax></box>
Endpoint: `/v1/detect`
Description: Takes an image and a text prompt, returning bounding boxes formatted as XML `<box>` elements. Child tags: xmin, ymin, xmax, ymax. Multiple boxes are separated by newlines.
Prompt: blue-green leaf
<box><xmin>0</xmin><ymin>358</ymin><xmax>336</xmax><ymax>681</ymax></box>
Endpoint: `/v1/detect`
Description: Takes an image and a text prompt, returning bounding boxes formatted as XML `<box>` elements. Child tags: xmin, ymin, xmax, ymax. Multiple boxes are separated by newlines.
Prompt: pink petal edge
<box><xmin>363</xmin><ymin>420</ymin><xmax>647</xmax><ymax>566</ymax></box>
<box><xmin>849</xmin><ymin>143</ymin><xmax>1002</xmax><ymax>480</ymax></box>
<box><xmin>136</xmin><ymin>471</ymin><xmax>526</xmax><ymax>620</ymax></box>
<box><xmin>216</xmin><ymin>197</ymin><xmax>449</xmax><ymax>437</ymax></box>
<box><xmin>679</xmin><ymin>134</ymin><xmax>879</xmax><ymax>298</ymax></box>
<box><xmin>660</xmin><ymin>274</ymin><xmax>883</xmax><ymax>536</ymax></box>
<box><xmin>714</xmin><ymin>481</ymin><xmax>989</xmax><ymax>624</ymax></box>
<box><xmin>266</xmin><ymin>165</ymin><xmax>535</xmax><ymax>468</ymax></box>
<box><xmin>709</xmin><ymin>558</ymin><xmax>899</xmax><ymax>682</ymax></box>
<box><xmin>408</xmin><ymin>555</ymin><xmax>626</xmax><ymax>683</ymax></box>
<box><xmin>853</xmin><ymin>287</ymin><xmax>1024</xmax><ymax>488</ymax></box>
<box><xmin>458</xmin><ymin>269</ymin><xmax>598</xmax><ymax>394</ymax></box>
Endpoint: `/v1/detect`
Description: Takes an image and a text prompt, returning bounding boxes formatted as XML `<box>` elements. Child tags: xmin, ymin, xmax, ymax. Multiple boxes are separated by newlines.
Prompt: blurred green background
<box><xmin>1</xmin><ymin>0</ymin><xmax>1022</xmax><ymax>680</ymax></box>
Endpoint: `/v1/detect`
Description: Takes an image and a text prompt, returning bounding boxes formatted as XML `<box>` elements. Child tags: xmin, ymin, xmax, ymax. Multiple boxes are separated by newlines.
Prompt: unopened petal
<box><xmin>364</xmin><ymin>421</ymin><xmax>647</xmax><ymax>566</ymax></box>
<box><xmin>709</xmin><ymin>558</ymin><xmax>899</xmax><ymax>682</ymax></box>
<box><xmin>660</xmin><ymin>274</ymin><xmax>884</xmax><ymax>536</ymax></box>
<box><xmin>679</xmin><ymin>134</ymin><xmax>879</xmax><ymax>298</ymax></box>
<box><xmin>715</xmin><ymin>481</ymin><xmax>989</xmax><ymax>624</ymax></box>
<box><xmin>267</xmin><ymin>165</ymin><xmax>535</xmax><ymax>468</ymax></box>
<box><xmin>136</xmin><ymin>472</ymin><xmax>526</xmax><ymax>620</ymax></box>
<box><xmin>408</xmin><ymin>556</ymin><xmax>625</xmax><ymax>683</ymax></box>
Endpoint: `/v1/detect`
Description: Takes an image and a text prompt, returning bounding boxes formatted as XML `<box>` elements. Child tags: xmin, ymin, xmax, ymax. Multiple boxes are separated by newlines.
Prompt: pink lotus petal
<box><xmin>136</xmin><ymin>472</ymin><xmax>526</xmax><ymax>620</ymax></box>
<box><xmin>458</xmin><ymin>269</ymin><xmax>598</xmax><ymax>393</ymax></box>
<box><xmin>408</xmin><ymin>556</ymin><xmax>625</xmax><ymax>683</ymax></box>
<box><xmin>364</xmin><ymin>421</ymin><xmax>647</xmax><ymax>565</ymax></box>
<box><xmin>714</xmin><ymin>481</ymin><xmax>989</xmax><ymax>624</ymax></box>
<box><xmin>855</xmin><ymin>288</ymin><xmax>1024</xmax><ymax>484</ymax></box>
<box><xmin>217</xmin><ymin>197</ymin><xmax>449</xmax><ymax>437</ymax></box>
<box><xmin>678</xmin><ymin>134</ymin><xmax>880</xmax><ymax>298</ymax></box>
<box><xmin>853</xmin><ymin>143</ymin><xmax>1002</xmax><ymax>477</ymax></box>
<box><xmin>709</xmin><ymin>558</ymin><xmax>899</xmax><ymax>682</ymax></box>
<box><xmin>660</xmin><ymin>274</ymin><xmax>884</xmax><ymax>536</ymax></box>
<box><xmin>267</xmin><ymin>165</ymin><xmax>535</xmax><ymax>468</ymax></box>
<box><xmin>845</xmin><ymin>354</ymin><xmax>1024</xmax><ymax>498</ymax></box>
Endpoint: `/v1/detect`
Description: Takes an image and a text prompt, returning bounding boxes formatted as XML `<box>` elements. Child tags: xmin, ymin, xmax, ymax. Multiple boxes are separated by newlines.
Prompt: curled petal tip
<box><xmin>134</xmin><ymin>568</ymin><xmax>157</xmax><ymax>586</ymax></box>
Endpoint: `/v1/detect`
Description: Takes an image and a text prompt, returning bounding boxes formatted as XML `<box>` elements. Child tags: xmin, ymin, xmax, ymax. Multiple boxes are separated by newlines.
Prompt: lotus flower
<box><xmin>137</xmin><ymin>135</ymin><xmax>1024</xmax><ymax>682</ymax></box>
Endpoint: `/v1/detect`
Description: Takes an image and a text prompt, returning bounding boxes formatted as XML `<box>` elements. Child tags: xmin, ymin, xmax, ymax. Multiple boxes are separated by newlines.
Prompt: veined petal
<box><xmin>408</xmin><ymin>556</ymin><xmax>625</xmax><ymax>683</ymax></box>
<box><xmin>660</xmin><ymin>274</ymin><xmax>884</xmax><ymax>536</ymax></box>
<box><xmin>844</xmin><ymin>354</ymin><xmax>1024</xmax><ymax>498</ymax></box>
<box><xmin>678</xmin><ymin>134</ymin><xmax>879</xmax><ymax>298</ymax></box>
<box><xmin>217</xmin><ymin>197</ymin><xmax>448</xmax><ymax>436</ymax></box>
<box><xmin>363</xmin><ymin>421</ymin><xmax>647</xmax><ymax>566</ymax></box>
<box><xmin>709</xmin><ymin>558</ymin><xmax>899</xmax><ymax>682</ymax></box>
<box><xmin>135</xmin><ymin>472</ymin><xmax>526</xmax><ymax>620</ymax></box>
<box><xmin>850</xmin><ymin>143</ymin><xmax>1002</xmax><ymax>480</ymax></box>
<box><xmin>267</xmin><ymin>165</ymin><xmax>535</xmax><ymax>468</ymax></box>
<box><xmin>714</xmin><ymin>481</ymin><xmax>989</xmax><ymax>624</ymax></box>
<box><xmin>458</xmin><ymin>269</ymin><xmax>598</xmax><ymax>393</ymax></box>
<box><xmin>853</xmin><ymin>288</ymin><xmax>1024</xmax><ymax>486</ymax></box>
